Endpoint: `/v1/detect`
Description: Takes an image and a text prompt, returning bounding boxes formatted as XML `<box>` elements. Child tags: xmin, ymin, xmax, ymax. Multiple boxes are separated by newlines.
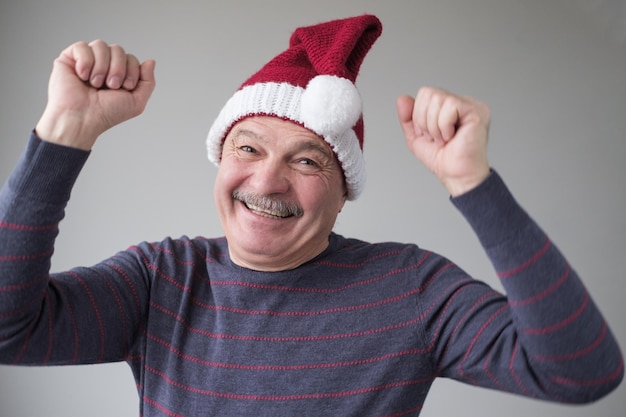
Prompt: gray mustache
<box><xmin>232</xmin><ymin>190</ymin><xmax>304</xmax><ymax>218</ymax></box>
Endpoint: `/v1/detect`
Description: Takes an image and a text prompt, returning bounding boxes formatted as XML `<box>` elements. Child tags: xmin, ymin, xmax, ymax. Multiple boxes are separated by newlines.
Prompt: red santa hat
<box><xmin>206</xmin><ymin>14</ymin><xmax>382</xmax><ymax>200</ymax></box>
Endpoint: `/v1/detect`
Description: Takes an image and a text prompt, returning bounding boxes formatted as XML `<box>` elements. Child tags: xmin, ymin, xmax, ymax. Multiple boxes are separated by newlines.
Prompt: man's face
<box><xmin>214</xmin><ymin>116</ymin><xmax>347</xmax><ymax>271</ymax></box>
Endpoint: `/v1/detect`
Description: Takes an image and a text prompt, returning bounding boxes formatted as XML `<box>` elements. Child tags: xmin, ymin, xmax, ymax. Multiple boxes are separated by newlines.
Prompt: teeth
<box><xmin>245</xmin><ymin>203</ymin><xmax>289</xmax><ymax>218</ymax></box>
<box><xmin>233</xmin><ymin>190</ymin><xmax>303</xmax><ymax>218</ymax></box>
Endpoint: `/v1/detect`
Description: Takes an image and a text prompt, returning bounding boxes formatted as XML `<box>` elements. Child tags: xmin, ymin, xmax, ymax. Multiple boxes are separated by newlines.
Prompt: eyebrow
<box><xmin>298</xmin><ymin>139</ymin><xmax>334</xmax><ymax>159</ymax></box>
<box><xmin>232</xmin><ymin>128</ymin><xmax>261</xmax><ymax>141</ymax></box>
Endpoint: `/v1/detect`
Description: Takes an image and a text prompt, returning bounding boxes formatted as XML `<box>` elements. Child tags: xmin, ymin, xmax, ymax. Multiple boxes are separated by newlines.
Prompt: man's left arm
<box><xmin>397</xmin><ymin>88</ymin><xmax>623</xmax><ymax>401</ymax></box>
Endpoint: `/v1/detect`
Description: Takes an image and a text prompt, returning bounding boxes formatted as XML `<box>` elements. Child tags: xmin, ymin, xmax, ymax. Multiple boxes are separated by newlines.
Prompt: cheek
<box><xmin>216</xmin><ymin>158</ymin><xmax>246</xmax><ymax>187</ymax></box>
<box><xmin>298</xmin><ymin>180</ymin><xmax>345</xmax><ymax>216</ymax></box>
<box><xmin>214</xmin><ymin>163</ymin><xmax>241</xmax><ymax>205</ymax></box>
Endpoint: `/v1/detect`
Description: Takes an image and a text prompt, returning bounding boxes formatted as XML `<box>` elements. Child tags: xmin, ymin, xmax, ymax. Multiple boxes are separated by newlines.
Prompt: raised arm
<box><xmin>0</xmin><ymin>41</ymin><xmax>155</xmax><ymax>365</ymax></box>
<box><xmin>397</xmin><ymin>88</ymin><xmax>623</xmax><ymax>401</ymax></box>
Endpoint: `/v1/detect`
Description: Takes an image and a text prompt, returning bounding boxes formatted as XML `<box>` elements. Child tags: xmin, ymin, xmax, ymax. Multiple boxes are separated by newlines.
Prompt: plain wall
<box><xmin>1</xmin><ymin>0</ymin><xmax>625</xmax><ymax>416</ymax></box>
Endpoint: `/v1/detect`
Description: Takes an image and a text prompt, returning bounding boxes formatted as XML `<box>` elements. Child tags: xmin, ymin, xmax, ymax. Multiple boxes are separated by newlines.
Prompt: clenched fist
<box><xmin>35</xmin><ymin>40</ymin><xmax>156</xmax><ymax>150</ymax></box>
<box><xmin>397</xmin><ymin>87</ymin><xmax>491</xmax><ymax>196</ymax></box>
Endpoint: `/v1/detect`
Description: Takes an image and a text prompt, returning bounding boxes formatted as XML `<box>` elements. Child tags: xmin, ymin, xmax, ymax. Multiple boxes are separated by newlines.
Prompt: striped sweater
<box><xmin>0</xmin><ymin>133</ymin><xmax>622</xmax><ymax>416</ymax></box>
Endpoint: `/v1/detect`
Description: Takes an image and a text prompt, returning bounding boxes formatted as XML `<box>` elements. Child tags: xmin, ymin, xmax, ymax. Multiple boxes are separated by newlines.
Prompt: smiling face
<box><xmin>214</xmin><ymin>116</ymin><xmax>348</xmax><ymax>271</ymax></box>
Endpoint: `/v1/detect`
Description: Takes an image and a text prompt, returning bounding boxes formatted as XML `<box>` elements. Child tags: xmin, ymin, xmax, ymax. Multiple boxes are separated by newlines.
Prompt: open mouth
<box><xmin>243</xmin><ymin>202</ymin><xmax>295</xmax><ymax>219</ymax></box>
<box><xmin>234</xmin><ymin>190</ymin><xmax>304</xmax><ymax>219</ymax></box>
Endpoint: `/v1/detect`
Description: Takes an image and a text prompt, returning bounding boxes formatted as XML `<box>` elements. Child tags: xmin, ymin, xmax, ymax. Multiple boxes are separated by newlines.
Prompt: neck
<box><xmin>228</xmin><ymin>239</ymin><xmax>330</xmax><ymax>272</ymax></box>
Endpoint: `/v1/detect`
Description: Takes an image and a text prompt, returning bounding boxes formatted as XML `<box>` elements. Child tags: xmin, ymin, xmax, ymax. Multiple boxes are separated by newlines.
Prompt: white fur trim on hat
<box><xmin>326</xmin><ymin>128</ymin><xmax>366</xmax><ymax>200</ymax></box>
<box><xmin>207</xmin><ymin>82</ymin><xmax>305</xmax><ymax>165</ymax></box>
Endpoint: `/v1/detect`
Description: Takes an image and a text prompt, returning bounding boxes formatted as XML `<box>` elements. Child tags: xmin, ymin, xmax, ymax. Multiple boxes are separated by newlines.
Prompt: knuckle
<box><xmin>88</xmin><ymin>39</ymin><xmax>107</xmax><ymax>47</ymax></box>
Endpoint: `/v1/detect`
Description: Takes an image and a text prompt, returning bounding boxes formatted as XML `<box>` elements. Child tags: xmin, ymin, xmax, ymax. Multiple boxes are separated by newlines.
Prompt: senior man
<box><xmin>0</xmin><ymin>14</ymin><xmax>622</xmax><ymax>417</ymax></box>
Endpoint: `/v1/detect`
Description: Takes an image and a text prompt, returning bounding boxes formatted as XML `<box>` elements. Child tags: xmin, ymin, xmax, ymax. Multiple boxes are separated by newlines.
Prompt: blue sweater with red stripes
<box><xmin>0</xmin><ymin>134</ymin><xmax>622</xmax><ymax>416</ymax></box>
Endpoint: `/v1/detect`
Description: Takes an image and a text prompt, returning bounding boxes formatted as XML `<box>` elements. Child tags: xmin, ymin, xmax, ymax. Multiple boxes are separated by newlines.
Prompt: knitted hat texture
<box><xmin>206</xmin><ymin>14</ymin><xmax>382</xmax><ymax>200</ymax></box>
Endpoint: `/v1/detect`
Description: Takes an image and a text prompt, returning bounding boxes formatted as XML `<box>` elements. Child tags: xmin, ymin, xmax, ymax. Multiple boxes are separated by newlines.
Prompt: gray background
<box><xmin>1</xmin><ymin>0</ymin><xmax>625</xmax><ymax>416</ymax></box>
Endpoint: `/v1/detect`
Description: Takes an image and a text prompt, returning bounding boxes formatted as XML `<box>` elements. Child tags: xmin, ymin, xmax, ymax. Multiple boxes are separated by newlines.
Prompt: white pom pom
<box><xmin>300</xmin><ymin>75</ymin><xmax>362</xmax><ymax>136</ymax></box>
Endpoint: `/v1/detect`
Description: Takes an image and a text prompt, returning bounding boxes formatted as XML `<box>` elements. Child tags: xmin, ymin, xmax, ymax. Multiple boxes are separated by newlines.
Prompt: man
<box><xmin>0</xmin><ymin>14</ymin><xmax>622</xmax><ymax>417</ymax></box>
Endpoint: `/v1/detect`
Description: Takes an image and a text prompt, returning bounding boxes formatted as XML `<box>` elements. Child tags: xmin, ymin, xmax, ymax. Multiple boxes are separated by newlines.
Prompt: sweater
<box><xmin>0</xmin><ymin>133</ymin><xmax>622</xmax><ymax>416</ymax></box>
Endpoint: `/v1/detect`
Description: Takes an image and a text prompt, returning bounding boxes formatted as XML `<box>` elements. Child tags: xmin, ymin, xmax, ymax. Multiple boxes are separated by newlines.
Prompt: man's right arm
<box><xmin>0</xmin><ymin>41</ymin><xmax>155</xmax><ymax>364</ymax></box>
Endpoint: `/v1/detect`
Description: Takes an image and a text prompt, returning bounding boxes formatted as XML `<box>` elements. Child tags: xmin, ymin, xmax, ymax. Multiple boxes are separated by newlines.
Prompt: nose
<box><xmin>249</xmin><ymin>158</ymin><xmax>291</xmax><ymax>195</ymax></box>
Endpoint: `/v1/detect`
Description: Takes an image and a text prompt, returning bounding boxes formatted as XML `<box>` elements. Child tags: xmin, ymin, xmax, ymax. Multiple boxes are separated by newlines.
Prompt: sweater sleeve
<box><xmin>430</xmin><ymin>170</ymin><xmax>623</xmax><ymax>403</ymax></box>
<box><xmin>0</xmin><ymin>133</ymin><xmax>150</xmax><ymax>365</ymax></box>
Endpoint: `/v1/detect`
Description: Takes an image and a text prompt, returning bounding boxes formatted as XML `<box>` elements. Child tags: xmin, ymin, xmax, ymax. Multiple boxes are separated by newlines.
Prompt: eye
<box><xmin>239</xmin><ymin>145</ymin><xmax>256</xmax><ymax>153</ymax></box>
<box><xmin>297</xmin><ymin>158</ymin><xmax>320</xmax><ymax>168</ymax></box>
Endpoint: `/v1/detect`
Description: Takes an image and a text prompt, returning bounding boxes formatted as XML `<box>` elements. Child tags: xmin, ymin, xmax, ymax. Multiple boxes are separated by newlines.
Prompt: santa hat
<box><xmin>206</xmin><ymin>14</ymin><xmax>382</xmax><ymax>200</ymax></box>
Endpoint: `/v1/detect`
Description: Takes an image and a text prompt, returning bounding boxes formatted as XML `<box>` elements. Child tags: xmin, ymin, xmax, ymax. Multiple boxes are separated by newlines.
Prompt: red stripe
<box><xmin>191</xmin><ymin>262</ymin><xmax>451</xmax><ymax>318</ymax></box>
<box><xmin>314</xmin><ymin>249</ymin><xmax>417</xmax><ymax>268</ymax></box>
<box><xmin>438</xmin><ymin>288</ymin><xmax>501</xmax><ymax>367</ymax></box>
<box><xmin>143</xmin><ymin>252</ymin><xmax>440</xmax><ymax>319</ymax></box>
<box><xmin>145</xmin><ymin>240</ymin><xmax>228</xmax><ymax>265</ymax></box>
<box><xmin>509</xmin><ymin>264</ymin><xmax>570</xmax><ymax>307</ymax></box>
<box><xmin>50</xmin><ymin>279</ymin><xmax>80</xmax><ymax>363</ymax></box>
<box><xmin>0</xmin><ymin>296</ymin><xmax>40</xmax><ymax>319</ymax></box>
<box><xmin>144</xmin><ymin>243</ymin><xmax>195</xmax><ymax>266</ymax></box>
<box><xmin>106</xmin><ymin>263</ymin><xmax>143</xmax><ymax>320</ymax></box>
<box><xmin>145</xmin><ymin>364</ymin><xmax>433</xmax><ymax>401</ymax></box>
<box><xmin>209</xmin><ymin>252</ymin><xmax>432</xmax><ymax>294</ymax></box>
<box><xmin>523</xmin><ymin>292</ymin><xmax>589</xmax><ymax>335</ymax></box>
<box><xmin>458</xmin><ymin>304</ymin><xmax>509</xmax><ymax>382</ymax></box>
<box><xmin>508</xmin><ymin>341</ymin><xmax>532</xmax><ymax>396</ymax></box>
<box><xmin>0</xmin><ymin>274</ymin><xmax>48</xmax><ymax>293</ymax></box>
<box><xmin>533</xmin><ymin>322</ymin><xmax>607</xmax><ymax>362</ymax></box>
<box><xmin>143</xmin><ymin>396</ymin><xmax>186</xmax><ymax>417</ymax></box>
<box><xmin>498</xmin><ymin>238</ymin><xmax>551</xmax><ymax>279</ymax></box>
<box><xmin>149</xmin><ymin>301</ymin><xmax>420</xmax><ymax>342</ymax></box>
<box><xmin>550</xmin><ymin>359</ymin><xmax>624</xmax><ymax>387</ymax></box>
<box><xmin>483</xmin><ymin>350</ymin><xmax>507</xmax><ymax>391</ymax></box>
<box><xmin>146</xmin><ymin>263</ymin><xmax>191</xmax><ymax>291</ymax></box>
<box><xmin>69</xmin><ymin>271</ymin><xmax>106</xmax><ymax>361</ymax></box>
<box><xmin>0</xmin><ymin>247</ymin><xmax>54</xmax><ymax>262</ymax></box>
<box><xmin>189</xmin><ymin>287</ymin><xmax>421</xmax><ymax>317</ymax></box>
<box><xmin>147</xmin><ymin>332</ymin><xmax>427</xmax><ymax>371</ymax></box>
<box><xmin>99</xmin><ymin>271</ymin><xmax>129</xmax><ymax>356</ymax></box>
<box><xmin>10</xmin><ymin>319</ymin><xmax>34</xmax><ymax>364</ymax></box>
<box><xmin>0</xmin><ymin>221</ymin><xmax>57</xmax><ymax>231</ymax></box>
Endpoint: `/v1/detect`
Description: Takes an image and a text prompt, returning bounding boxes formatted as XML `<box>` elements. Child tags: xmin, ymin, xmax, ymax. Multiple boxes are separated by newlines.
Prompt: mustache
<box><xmin>232</xmin><ymin>190</ymin><xmax>304</xmax><ymax>218</ymax></box>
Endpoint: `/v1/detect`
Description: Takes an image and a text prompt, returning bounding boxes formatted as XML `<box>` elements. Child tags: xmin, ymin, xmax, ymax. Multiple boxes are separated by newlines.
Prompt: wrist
<box><xmin>442</xmin><ymin>166</ymin><xmax>491</xmax><ymax>197</ymax></box>
<box><xmin>35</xmin><ymin>109</ymin><xmax>98</xmax><ymax>151</ymax></box>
